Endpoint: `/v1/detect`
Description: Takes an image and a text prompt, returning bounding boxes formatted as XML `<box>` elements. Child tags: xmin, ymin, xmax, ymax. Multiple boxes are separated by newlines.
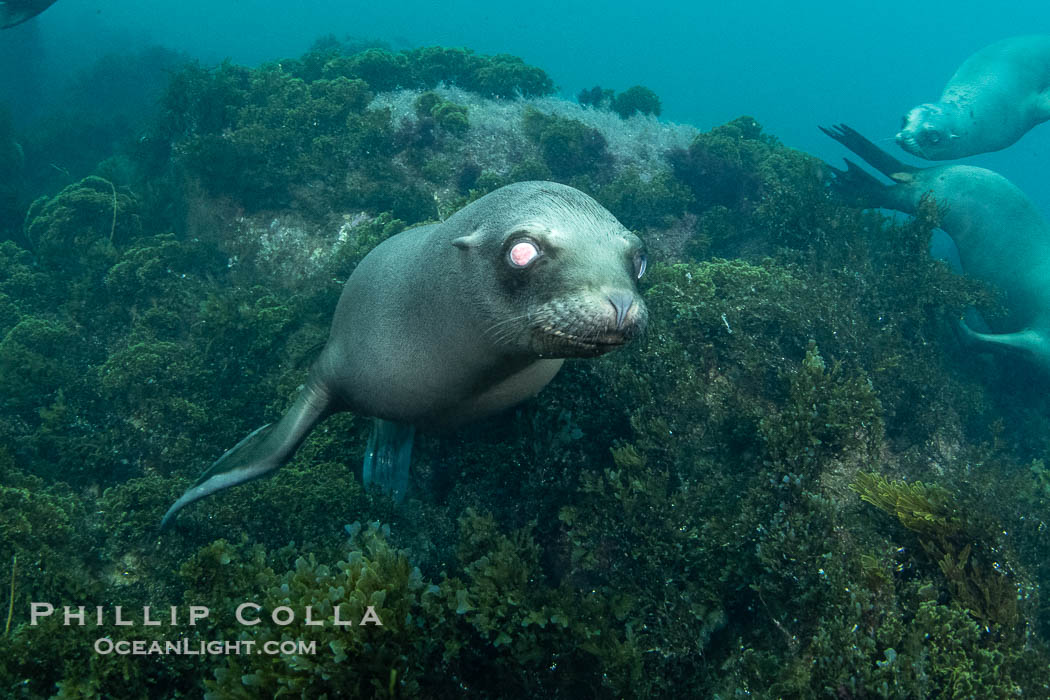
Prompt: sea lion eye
<box><xmin>923</xmin><ymin>128</ymin><xmax>941</xmax><ymax>144</ymax></box>
<box><xmin>633</xmin><ymin>251</ymin><xmax>647</xmax><ymax>279</ymax></box>
<box><xmin>507</xmin><ymin>240</ymin><xmax>540</xmax><ymax>268</ymax></box>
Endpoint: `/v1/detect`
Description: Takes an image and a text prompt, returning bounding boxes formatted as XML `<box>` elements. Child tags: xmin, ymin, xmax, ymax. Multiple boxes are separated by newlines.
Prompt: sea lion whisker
<box><xmin>482</xmin><ymin>313</ymin><xmax>533</xmax><ymax>343</ymax></box>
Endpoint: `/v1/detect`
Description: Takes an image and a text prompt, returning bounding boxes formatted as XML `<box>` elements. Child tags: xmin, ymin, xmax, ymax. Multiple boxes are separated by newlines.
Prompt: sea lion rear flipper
<box><xmin>824</xmin><ymin>157</ymin><xmax>892</xmax><ymax>208</ymax></box>
<box><xmin>820</xmin><ymin>124</ymin><xmax>918</xmax><ymax>178</ymax></box>
<box><xmin>362</xmin><ymin>418</ymin><xmax>415</xmax><ymax>503</ymax></box>
<box><xmin>160</xmin><ymin>379</ymin><xmax>332</xmax><ymax>530</ymax></box>
<box><xmin>958</xmin><ymin>321</ymin><xmax>1050</xmax><ymax>360</ymax></box>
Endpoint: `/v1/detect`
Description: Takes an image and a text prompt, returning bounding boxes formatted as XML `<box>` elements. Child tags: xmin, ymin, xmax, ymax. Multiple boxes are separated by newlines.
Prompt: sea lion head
<box><xmin>896</xmin><ymin>103</ymin><xmax>963</xmax><ymax>159</ymax></box>
<box><xmin>449</xmin><ymin>181</ymin><xmax>649</xmax><ymax>359</ymax></box>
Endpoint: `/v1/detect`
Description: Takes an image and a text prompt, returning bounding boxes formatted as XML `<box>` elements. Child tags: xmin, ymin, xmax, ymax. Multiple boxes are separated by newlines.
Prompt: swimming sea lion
<box><xmin>161</xmin><ymin>181</ymin><xmax>649</xmax><ymax>528</ymax></box>
<box><xmin>822</xmin><ymin>124</ymin><xmax>1050</xmax><ymax>370</ymax></box>
<box><xmin>1</xmin><ymin>0</ymin><xmax>58</xmax><ymax>29</ymax></box>
<box><xmin>897</xmin><ymin>35</ymin><xmax>1050</xmax><ymax>160</ymax></box>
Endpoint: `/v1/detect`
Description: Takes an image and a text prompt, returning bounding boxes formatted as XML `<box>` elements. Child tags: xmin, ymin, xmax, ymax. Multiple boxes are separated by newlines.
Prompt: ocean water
<box><xmin>8</xmin><ymin>0</ymin><xmax>1050</xmax><ymax>213</ymax></box>
<box><xmin>3</xmin><ymin>1</ymin><xmax>1050</xmax><ymax>697</ymax></box>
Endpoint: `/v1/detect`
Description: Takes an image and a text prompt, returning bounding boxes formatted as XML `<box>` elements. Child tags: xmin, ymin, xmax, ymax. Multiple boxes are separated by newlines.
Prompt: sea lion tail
<box><xmin>160</xmin><ymin>378</ymin><xmax>332</xmax><ymax>530</ymax></box>
<box><xmin>820</xmin><ymin>124</ymin><xmax>918</xmax><ymax>178</ymax></box>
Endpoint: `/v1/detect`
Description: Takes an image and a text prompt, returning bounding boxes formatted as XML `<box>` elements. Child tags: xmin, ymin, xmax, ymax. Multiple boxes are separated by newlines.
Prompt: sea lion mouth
<box><xmin>896</xmin><ymin>133</ymin><xmax>923</xmax><ymax>157</ymax></box>
<box><xmin>535</xmin><ymin>325</ymin><xmax>633</xmax><ymax>357</ymax></box>
<box><xmin>546</xmin><ymin>327</ymin><xmax>626</xmax><ymax>349</ymax></box>
<box><xmin>518</xmin><ymin>296</ymin><xmax>648</xmax><ymax>358</ymax></box>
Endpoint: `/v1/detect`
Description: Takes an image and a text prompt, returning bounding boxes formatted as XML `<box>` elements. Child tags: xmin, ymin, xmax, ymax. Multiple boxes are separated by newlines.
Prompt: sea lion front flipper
<box><xmin>1033</xmin><ymin>88</ymin><xmax>1050</xmax><ymax>121</ymax></box>
<box><xmin>160</xmin><ymin>378</ymin><xmax>333</xmax><ymax>529</ymax></box>
<box><xmin>362</xmin><ymin>418</ymin><xmax>415</xmax><ymax>503</ymax></box>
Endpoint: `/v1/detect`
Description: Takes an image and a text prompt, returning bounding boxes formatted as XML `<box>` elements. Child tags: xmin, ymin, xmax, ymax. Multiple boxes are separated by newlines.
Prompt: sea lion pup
<box><xmin>161</xmin><ymin>181</ymin><xmax>649</xmax><ymax>529</ymax></box>
<box><xmin>897</xmin><ymin>35</ymin><xmax>1050</xmax><ymax>160</ymax></box>
<box><xmin>821</xmin><ymin>124</ymin><xmax>1050</xmax><ymax>371</ymax></box>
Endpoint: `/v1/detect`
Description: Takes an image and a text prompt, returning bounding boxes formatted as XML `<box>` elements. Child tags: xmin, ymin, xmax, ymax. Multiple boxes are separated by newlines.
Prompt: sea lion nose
<box><xmin>607</xmin><ymin>291</ymin><xmax>635</xmax><ymax>330</ymax></box>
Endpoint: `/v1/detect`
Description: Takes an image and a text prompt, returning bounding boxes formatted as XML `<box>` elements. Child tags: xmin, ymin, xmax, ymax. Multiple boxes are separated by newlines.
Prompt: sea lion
<box><xmin>1</xmin><ymin>0</ymin><xmax>58</xmax><ymax>29</ymax></box>
<box><xmin>897</xmin><ymin>35</ymin><xmax>1050</xmax><ymax>160</ymax></box>
<box><xmin>822</xmin><ymin>124</ymin><xmax>1050</xmax><ymax>370</ymax></box>
<box><xmin>161</xmin><ymin>181</ymin><xmax>648</xmax><ymax>528</ymax></box>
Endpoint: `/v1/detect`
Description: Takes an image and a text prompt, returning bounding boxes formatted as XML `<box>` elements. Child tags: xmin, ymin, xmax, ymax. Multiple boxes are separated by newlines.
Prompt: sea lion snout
<box><xmin>607</xmin><ymin>290</ymin><xmax>635</xmax><ymax>330</ymax></box>
<box><xmin>527</xmin><ymin>285</ymin><xmax>647</xmax><ymax>358</ymax></box>
<box><xmin>597</xmin><ymin>285</ymin><xmax>647</xmax><ymax>337</ymax></box>
<box><xmin>897</xmin><ymin>107</ymin><xmax>929</xmax><ymax>157</ymax></box>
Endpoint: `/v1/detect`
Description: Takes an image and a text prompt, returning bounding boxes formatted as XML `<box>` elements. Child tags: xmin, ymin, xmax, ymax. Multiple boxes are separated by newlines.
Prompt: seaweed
<box><xmin>522</xmin><ymin>107</ymin><xmax>611</xmax><ymax>180</ymax></box>
<box><xmin>851</xmin><ymin>472</ymin><xmax>1020</xmax><ymax>629</ymax></box>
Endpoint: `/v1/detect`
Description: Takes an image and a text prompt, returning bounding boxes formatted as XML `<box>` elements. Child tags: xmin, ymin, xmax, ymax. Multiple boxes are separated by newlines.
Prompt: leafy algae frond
<box><xmin>850</xmin><ymin>471</ymin><xmax>1018</xmax><ymax>628</ymax></box>
<box><xmin>849</xmin><ymin>471</ymin><xmax>961</xmax><ymax>539</ymax></box>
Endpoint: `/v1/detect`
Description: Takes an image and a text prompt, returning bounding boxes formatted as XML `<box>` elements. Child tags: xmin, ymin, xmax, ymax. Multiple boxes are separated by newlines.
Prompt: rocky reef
<box><xmin>1</xmin><ymin>39</ymin><xmax>1049</xmax><ymax>698</ymax></box>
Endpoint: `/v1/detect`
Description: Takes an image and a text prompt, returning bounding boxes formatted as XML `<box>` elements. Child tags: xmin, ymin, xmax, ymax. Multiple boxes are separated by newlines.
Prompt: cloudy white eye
<box><xmin>508</xmin><ymin>240</ymin><xmax>540</xmax><ymax>268</ymax></box>
<box><xmin>633</xmin><ymin>251</ymin><xmax>647</xmax><ymax>279</ymax></box>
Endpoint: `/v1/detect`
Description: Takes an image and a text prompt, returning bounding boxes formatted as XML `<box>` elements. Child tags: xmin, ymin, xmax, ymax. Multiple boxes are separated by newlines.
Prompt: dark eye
<box><xmin>633</xmin><ymin>251</ymin><xmax>647</xmax><ymax>279</ymax></box>
<box><xmin>507</xmin><ymin>239</ymin><xmax>540</xmax><ymax>268</ymax></box>
<box><xmin>923</xmin><ymin>128</ymin><xmax>941</xmax><ymax>144</ymax></box>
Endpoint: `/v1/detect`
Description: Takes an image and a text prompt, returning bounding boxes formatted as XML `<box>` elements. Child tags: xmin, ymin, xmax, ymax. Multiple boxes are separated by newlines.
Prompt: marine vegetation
<box><xmin>577</xmin><ymin>84</ymin><xmax>663</xmax><ymax>118</ymax></box>
<box><xmin>851</xmin><ymin>472</ymin><xmax>1019</xmax><ymax>628</ymax></box>
<box><xmin>1</xmin><ymin>41</ymin><xmax>1050</xmax><ymax>698</ymax></box>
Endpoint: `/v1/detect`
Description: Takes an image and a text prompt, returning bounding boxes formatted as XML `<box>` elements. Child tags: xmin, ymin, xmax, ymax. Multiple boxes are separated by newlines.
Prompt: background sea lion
<box><xmin>161</xmin><ymin>181</ymin><xmax>649</xmax><ymax>528</ymax></box>
<box><xmin>823</xmin><ymin>124</ymin><xmax>1050</xmax><ymax>370</ymax></box>
<box><xmin>897</xmin><ymin>35</ymin><xmax>1050</xmax><ymax>160</ymax></box>
<box><xmin>0</xmin><ymin>0</ymin><xmax>58</xmax><ymax>29</ymax></box>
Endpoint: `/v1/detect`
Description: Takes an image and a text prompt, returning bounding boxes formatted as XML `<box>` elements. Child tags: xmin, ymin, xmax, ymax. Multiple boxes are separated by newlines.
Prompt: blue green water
<box><xmin>7</xmin><ymin>0</ymin><xmax>1050</xmax><ymax>212</ymax></box>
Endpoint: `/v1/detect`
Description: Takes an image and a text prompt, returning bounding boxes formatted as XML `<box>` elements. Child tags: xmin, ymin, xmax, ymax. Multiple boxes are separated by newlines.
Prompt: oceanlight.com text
<box><xmin>94</xmin><ymin>638</ymin><xmax>317</xmax><ymax>656</ymax></box>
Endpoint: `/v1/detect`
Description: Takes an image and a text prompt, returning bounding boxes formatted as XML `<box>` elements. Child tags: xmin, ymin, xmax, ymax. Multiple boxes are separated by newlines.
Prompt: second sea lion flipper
<box><xmin>362</xmin><ymin>418</ymin><xmax>416</xmax><ymax>503</ymax></box>
<box><xmin>820</xmin><ymin>124</ymin><xmax>918</xmax><ymax>178</ymax></box>
<box><xmin>824</xmin><ymin>157</ymin><xmax>892</xmax><ymax>209</ymax></box>
<box><xmin>160</xmin><ymin>378</ymin><xmax>333</xmax><ymax>530</ymax></box>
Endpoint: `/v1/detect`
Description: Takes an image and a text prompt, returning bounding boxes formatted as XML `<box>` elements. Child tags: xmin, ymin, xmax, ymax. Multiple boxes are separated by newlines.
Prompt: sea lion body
<box><xmin>885</xmin><ymin>166</ymin><xmax>1050</xmax><ymax>336</ymax></box>
<box><xmin>824</xmin><ymin>124</ymin><xmax>1050</xmax><ymax>368</ymax></box>
<box><xmin>162</xmin><ymin>181</ymin><xmax>648</xmax><ymax>527</ymax></box>
<box><xmin>897</xmin><ymin>35</ymin><xmax>1050</xmax><ymax>159</ymax></box>
<box><xmin>316</xmin><ymin>221</ymin><xmax>562</xmax><ymax>430</ymax></box>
